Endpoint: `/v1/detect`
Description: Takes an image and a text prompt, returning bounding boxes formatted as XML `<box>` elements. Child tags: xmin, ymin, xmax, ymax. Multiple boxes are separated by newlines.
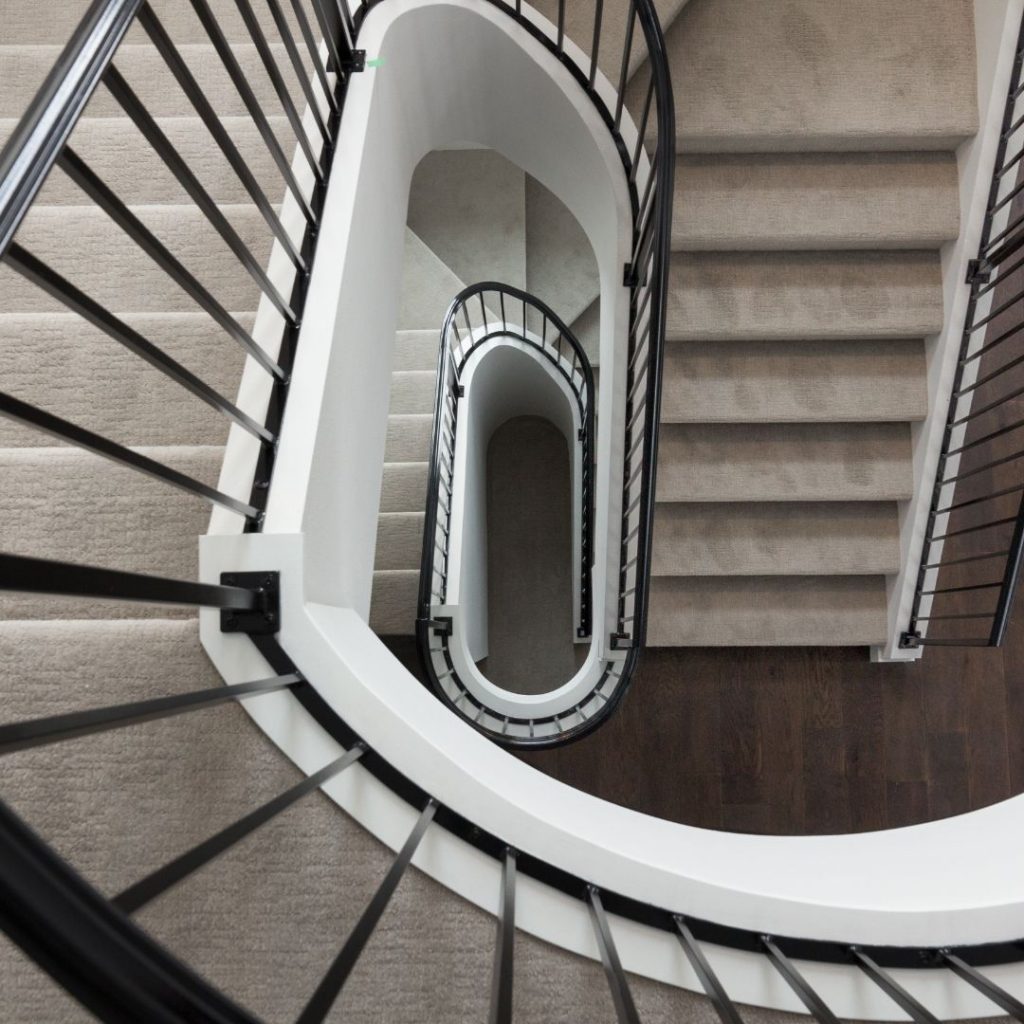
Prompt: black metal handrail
<box><xmin>416</xmin><ymin>282</ymin><xmax>610</xmax><ymax>746</ymax></box>
<box><xmin>903</xmin><ymin>16</ymin><xmax>1024</xmax><ymax>649</ymax></box>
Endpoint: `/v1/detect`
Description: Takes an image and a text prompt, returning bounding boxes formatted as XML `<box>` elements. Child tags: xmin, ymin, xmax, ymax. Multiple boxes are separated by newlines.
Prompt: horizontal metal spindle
<box><xmin>115</xmin><ymin>744</ymin><xmax>364</xmax><ymax>913</ymax></box>
<box><xmin>102</xmin><ymin>63</ymin><xmax>298</xmax><ymax>323</ymax></box>
<box><xmin>629</xmin><ymin>77</ymin><xmax>654</xmax><ymax>183</ymax></box>
<box><xmin>0</xmin><ymin>552</ymin><xmax>268</xmax><ymax>610</ymax></box>
<box><xmin>946</xmin><ymin>416</ymin><xmax>1024</xmax><ymax>458</ymax></box>
<box><xmin>937</xmin><ymin>482</ymin><xmax>1024</xmax><ymax>515</ymax></box>
<box><xmin>951</xmin><ymin>383</ymin><xmax>1024</xmax><ymax>429</ymax></box>
<box><xmin>761</xmin><ymin>937</ymin><xmax>840</xmax><ymax>1024</ymax></box>
<box><xmin>941</xmin><ymin>446</ymin><xmax>1024</xmax><ymax>484</ymax></box>
<box><xmin>137</xmin><ymin>4</ymin><xmax>307</xmax><ymax>269</ymax></box>
<box><xmin>915</xmin><ymin>612</ymin><xmax>993</xmax><ymax>621</ymax></box>
<box><xmin>673</xmin><ymin>917</ymin><xmax>743</xmax><ymax>1024</ymax></box>
<box><xmin>489</xmin><ymin>848</ymin><xmax>517</xmax><ymax>1024</ymax></box>
<box><xmin>188</xmin><ymin>0</ymin><xmax>317</xmax><ymax>225</ymax></box>
<box><xmin>232</xmin><ymin>0</ymin><xmax>325</xmax><ymax>184</ymax></box>
<box><xmin>296</xmin><ymin>799</ymin><xmax>438</xmax><ymax>1024</ymax></box>
<box><xmin>263</xmin><ymin>0</ymin><xmax>332</xmax><ymax>146</ymax></box>
<box><xmin>0</xmin><ymin>674</ymin><xmax>298</xmax><ymax>756</ymax></box>
<box><xmin>942</xmin><ymin>951</ymin><xmax>1024</xmax><ymax>1021</ymax></box>
<box><xmin>921</xmin><ymin>580</ymin><xmax>1003</xmax><ymax>596</ymax></box>
<box><xmin>931</xmin><ymin>515</ymin><xmax>1018</xmax><ymax>543</ymax></box>
<box><xmin>0</xmin><ymin>390</ymin><xmax>259</xmax><ymax>517</ymax></box>
<box><xmin>851</xmin><ymin>949</ymin><xmax>939</xmax><ymax>1024</ymax></box>
<box><xmin>57</xmin><ymin>146</ymin><xmax>286</xmax><ymax>381</ymax></box>
<box><xmin>3</xmin><ymin>243</ymin><xmax>273</xmax><ymax>443</ymax></box>
<box><xmin>587</xmin><ymin>887</ymin><xmax>641</xmax><ymax>1024</ymax></box>
<box><xmin>922</xmin><ymin>549</ymin><xmax>1010</xmax><ymax>570</ymax></box>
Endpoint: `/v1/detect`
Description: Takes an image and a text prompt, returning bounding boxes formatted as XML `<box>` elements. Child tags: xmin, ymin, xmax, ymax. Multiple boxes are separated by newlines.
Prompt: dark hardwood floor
<box><xmin>385</xmin><ymin>599</ymin><xmax>1024</xmax><ymax>836</ymax></box>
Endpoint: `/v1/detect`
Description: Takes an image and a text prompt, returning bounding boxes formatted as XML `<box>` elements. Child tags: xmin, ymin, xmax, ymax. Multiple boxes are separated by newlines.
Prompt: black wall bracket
<box><xmin>220</xmin><ymin>571</ymin><xmax>281</xmax><ymax>635</ymax></box>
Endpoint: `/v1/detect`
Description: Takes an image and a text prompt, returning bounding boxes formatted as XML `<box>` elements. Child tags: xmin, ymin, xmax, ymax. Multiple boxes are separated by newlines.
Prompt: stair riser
<box><xmin>0</xmin><ymin>447</ymin><xmax>223</xmax><ymax>619</ymax></box>
<box><xmin>2</xmin><ymin>206</ymin><xmax>271</xmax><ymax>314</ymax></box>
<box><xmin>0</xmin><ymin>313</ymin><xmax>248</xmax><ymax>448</ymax></box>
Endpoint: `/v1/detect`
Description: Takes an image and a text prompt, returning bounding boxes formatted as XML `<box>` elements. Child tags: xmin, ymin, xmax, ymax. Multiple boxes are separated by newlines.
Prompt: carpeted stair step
<box><xmin>0</xmin><ymin>445</ymin><xmax>225</xmax><ymax>619</ymax></box>
<box><xmin>369</xmin><ymin>569</ymin><xmax>419</xmax><ymax>635</ymax></box>
<box><xmin>0</xmin><ymin>311</ymin><xmax>250</xmax><ymax>448</ymax></box>
<box><xmin>1</xmin><ymin>0</ymin><xmax>307</xmax><ymax>46</ymax></box>
<box><xmin>0</xmin><ymin>43</ymin><xmax>303</xmax><ymax>121</ymax></box>
<box><xmin>2</xmin><ymin>203</ymin><xmax>271</xmax><ymax>314</ymax></box>
<box><xmin>393</xmin><ymin>330</ymin><xmax>440</xmax><ymax>371</ymax></box>
<box><xmin>673</xmin><ymin>152</ymin><xmax>960</xmax><ymax>251</ymax></box>
<box><xmin>647</xmin><ymin>575</ymin><xmax>890</xmax><ymax>646</ymax></box>
<box><xmin>384</xmin><ymin>414</ymin><xmax>433</xmax><ymax>463</ymax></box>
<box><xmin>656</xmin><ymin>422</ymin><xmax>914</xmax><ymax>503</ymax></box>
<box><xmin>399</xmin><ymin>228</ymin><xmax>468</xmax><ymax>331</ymax></box>
<box><xmin>652</xmin><ymin>502</ymin><xmax>901</xmax><ymax>576</ymax></box>
<box><xmin>374</xmin><ymin>512</ymin><xmax>426</xmax><ymax>571</ymax></box>
<box><xmin>660</xmin><ymin>339</ymin><xmax>928</xmax><ymax>423</ymax></box>
<box><xmin>666</xmin><ymin>251</ymin><xmax>944</xmax><ymax>343</ymax></box>
<box><xmin>380</xmin><ymin>462</ymin><xmax>429</xmax><ymax>514</ymax></box>
<box><xmin>0</xmin><ymin>116</ymin><xmax>290</xmax><ymax>206</ymax></box>
<box><xmin>654</xmin><ymin>0</ymin><xmax>978</xmax><ymax>153</ymax></box>
<box><xmin>388</xmin><ymin>371</ymin><xmax>436</xmax><ymax>415</ymax></box>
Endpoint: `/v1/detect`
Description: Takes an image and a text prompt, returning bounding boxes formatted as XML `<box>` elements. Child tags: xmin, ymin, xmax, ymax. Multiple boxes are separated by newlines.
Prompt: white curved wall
<box><xmin>202</xmin><ymin>0</ymin><xmax>1024</xmax><ymax>1018</ymax></box>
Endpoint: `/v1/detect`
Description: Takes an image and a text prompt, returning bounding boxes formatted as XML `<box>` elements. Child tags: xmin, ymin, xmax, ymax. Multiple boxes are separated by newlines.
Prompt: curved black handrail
<box><xmin>416</xmin><ymin>282</ymin><xmax>610</xmax><ymax>746</ymax></box>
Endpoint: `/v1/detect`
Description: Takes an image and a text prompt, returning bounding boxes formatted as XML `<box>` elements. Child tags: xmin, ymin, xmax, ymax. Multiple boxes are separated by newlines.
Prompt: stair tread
<box><xmin>0</xmin><ymin>445</ymin><xmax>224</xmax><ymax>620</ymax></box>
<box><xmin>657</xmin><ymin>422</ymin><xmax>914</xmax><ymax>502</ymax></box>
<box><xmin>0</xmin><ymin>42</ymin><xmax>301</xmax><ymax>120</ymax></box>
<box><xmin>1</xmin><ymin>204</ymin><xmax>273</xmax><ymax>314</ymax></box>
<box><xmin>384</xmin><ymin>414</ymin><xmax>434</xmax><ymax>463</ymax></box>
<box><xmin>380</xmin><ymin>461</ymin><xmax>429</xmax><ymax>514</ymax></box>
<box><xmin>374</xmin><ymin>511</ymin><xmax>426</xmax><ymax>571</ymax></box>
<box><xmin>0</xmin><ymin>311</ymin><xmax>252</xmax><ymax>447</ymax></box>
<box><xmin>673</xmin><ymin>152</ymin><xmax>960</xmax><ymax>251</ymax></box>
<box><xmin>394</xmin><ymin>331</ymin><xmax>440</xmax><ymax>371</ymax></box>
<box><xmin>389</xmin><ymin>371</ymin><xmax>436</xmax><ymax>416</ymax></box>
<box><xmin>660</xmin><ymin>339</ymin><xmax>928</xmax><ymax>423</ymax></box>
<box><xmin>654</xmin><ymin>0</ymin><xmax>978</xmax><ymax>152</ymax></box>
<box><xmin>652</xmin><ymin>502</ymin><xmax>900</xmax><ymax>576</ymax></box>
<box><xmin>369</xmin><ymin>569</ymin><xmax>419</xmax><ymax>635</ymax></box>
<box><xmin>647</xmin><ymin>575</ymin><xmax>889</xmax><ymax>646</ymax></box>
<box><xmin>666</xmin><ymin>251</ymin><xmax>944</xmax><ymax>343</ymax></box>
<box><xmin>399</xmin><ymin>228</ymin><xmax>468</xmax><ymax>331</ymax></box>
<box><xmin>0</xmin><ymin>115</ymin><xmax>290</xmax><ymax>206</ymax></box>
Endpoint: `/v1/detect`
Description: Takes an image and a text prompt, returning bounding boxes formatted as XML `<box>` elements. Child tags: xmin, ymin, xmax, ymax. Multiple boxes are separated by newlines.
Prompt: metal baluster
<box><xmin>589</xmin><ymin>0</ymin><xmax>604</xmax><ymax>88</ymax></box>
<box><xmin>586</xmin><ymin>886</ymin><xmax>640</xmax><ymax>1024</ymax></box>
<box><xmin>137</xmin><ymin>2</ymin><xmax>308</xmax><ymax>267</ymax></box>
<box><xmin>942</xmin><ymin>951</ymin><xmax>1024</xmax><ymax>1021</ymax></box>
<box><xmin>296</xmin><ymin>800</ymin><xmax>438</xmax><ymax>1024</ymax></box>
<box><xmin>102</xmin><ymin>63</ymin><xmax>298</xmax><ymax>323</ymax></box>
<box><xmin>0</xmin><ymin>674</ymin><xmax>299</xmax><ymax>755</ymax></box>
<box><xmin>187</xmin><ymin>0</ymin><xmax>317</xmax><ymax>223</ymax></box>
<box><xmin>489</xmin><ymin>849</ymin><xmax>517</xmax><ymax>1024</ymax></box>
<box><xmin>0</xmin><ymin>392</ymin><xmax>260</xmax><ymax>519</ymax></box>
<box><xmin>116</xmin><ymin>745</ymin><xmax>364</xmax><ymax>913</ymax></box>
<box><xmin>285</xmin><ymin>0</ymin><xmax>339</xmax><ymax>115</ymax></box>
<box><xmin>850</xmin><ymin>949</ymin><xmax>939</xmax><ymax>1024</ymax></box>
<box><xmin>263</xmin><ymin>0</ymin><xmax>333</xmax><ymax>147</ymax></box>
<box><xmin>56</xmin><ymin>147</ymin><xmax>286</xmax><ymax>381</ymax></box>
<box><xmin>4</xmin><ymin>244</ymin><xmax>273</xmax><ymax>443</ymax></box>
<box><xmin>231</xmin><ymin>0</ymin><xmax>326</xmax><ymax>182</ymax></box>
<box><xmin>761</xmin><ymin>937</ymin><xmax>840</xmax><ymax>1024</ymax></box>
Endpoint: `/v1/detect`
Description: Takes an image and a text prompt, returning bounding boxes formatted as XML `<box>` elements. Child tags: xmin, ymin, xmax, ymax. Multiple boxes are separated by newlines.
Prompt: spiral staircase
<box><xmin>2</xmin><ymin>0</ymin><xmax>1024</xmax><ymax>1022</ymax></box>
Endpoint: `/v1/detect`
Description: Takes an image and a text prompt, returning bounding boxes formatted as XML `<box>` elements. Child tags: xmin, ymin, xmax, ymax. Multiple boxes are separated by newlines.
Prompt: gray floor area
<box><xmin>478</xmin><ymin>416</ymin><xmax>585</xmax><ymax>694</ymax></box>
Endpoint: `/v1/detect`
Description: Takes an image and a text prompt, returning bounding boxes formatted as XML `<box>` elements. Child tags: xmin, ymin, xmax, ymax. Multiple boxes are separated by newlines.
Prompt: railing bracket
<box><xmin>898</xmin><ymin>631</ymin><xmax>922</xmax><ymax>650</ymax></box>
<box><xmin>420</xmin><ymin>616</ymin><xmax>453</xmax><ymax>637</ymax></box>
<box><xmin>609</xmin><ymin>632</ymin><xmax>632</xmax><ymax>650</ymax></box>
<box><xmin>622</xmin><ymin>262</ymin><xmax>637</xmax><ymax>287</ymax></box>
<box><xmin>966</xmin><ymin>258</ymin><xmax>992</xmax><ymax>285</ymax></box>
<box><xmin>343</xmin><ymin>49</ymin><xmax>367</xmax><ymax>72</ymax></box>
<box><xmin>220</xmin><ymin>571</ymin><xmax>280</xmax><ymax>635</ymax></box>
